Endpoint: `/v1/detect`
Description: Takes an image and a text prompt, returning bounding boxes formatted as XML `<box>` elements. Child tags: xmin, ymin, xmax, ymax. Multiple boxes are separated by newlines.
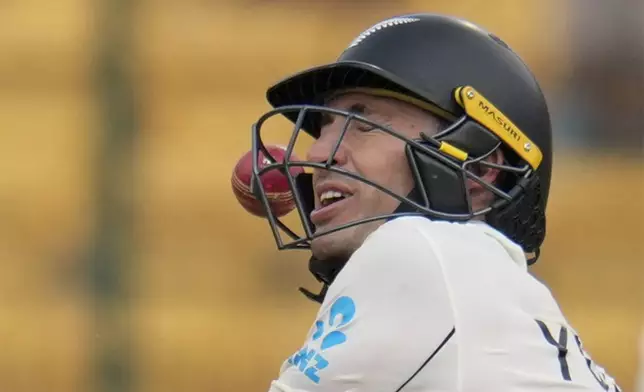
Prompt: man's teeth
<box><xmin>319</xmin><ymin>190</ymin><xmax>349</xmax><ymax>206</ymax></box>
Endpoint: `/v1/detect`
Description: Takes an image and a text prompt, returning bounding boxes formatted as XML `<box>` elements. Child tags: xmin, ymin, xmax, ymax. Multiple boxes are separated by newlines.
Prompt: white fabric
<box><xmin>268</xmin><ymin>217</ymin><xmax>621</xmax><ymax>392</ymax></box>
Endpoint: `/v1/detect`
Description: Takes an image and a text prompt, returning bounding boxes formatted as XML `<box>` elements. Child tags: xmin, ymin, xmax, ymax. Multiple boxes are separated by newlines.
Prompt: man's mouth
<box><xmin>319</xmin><ymin>190</ymin><xmax>350</xmax><ymax>207</ymax></box>
<box><xmin>310</xmin><ymin>187</ymin><xmax>353</xmax><ymax>225</ymax></box>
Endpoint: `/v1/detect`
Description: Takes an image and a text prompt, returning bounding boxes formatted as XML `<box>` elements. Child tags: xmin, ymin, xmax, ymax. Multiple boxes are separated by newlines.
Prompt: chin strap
<box><xmin>298</xmin><ymin>284</ymin><xmax>328</xmax><ymax>303</ymax></box>
<box><xmin>299</xmin><ymin>255</ymin><xmax>348</xmax><ymax>303</ymax></box>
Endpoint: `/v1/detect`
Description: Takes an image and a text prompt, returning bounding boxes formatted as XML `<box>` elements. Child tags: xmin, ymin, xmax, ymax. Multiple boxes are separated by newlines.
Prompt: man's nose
<box><xmin>305</xmin><ymin>125</ymin><xmax>348</xmax><ymax>166</ymax></box>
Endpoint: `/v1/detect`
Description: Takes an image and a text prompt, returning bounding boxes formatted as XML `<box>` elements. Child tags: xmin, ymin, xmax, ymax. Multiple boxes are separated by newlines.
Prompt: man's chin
<box><xmin>311</xmin><ymin>217</ymin><xmax>388</xmax><ymax>259</ymax></box>
<box><xmin>310</xmin><ymin>227</ymin><xmax>355</xmax><ymax>261</ymax></box>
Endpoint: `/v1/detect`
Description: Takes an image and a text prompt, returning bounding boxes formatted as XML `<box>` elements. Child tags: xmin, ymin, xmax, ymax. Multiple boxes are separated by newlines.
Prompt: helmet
<box><xmin>250</xmin><ymin>14</ymin><xmax>552</xmax><ymax>297</ymax></box>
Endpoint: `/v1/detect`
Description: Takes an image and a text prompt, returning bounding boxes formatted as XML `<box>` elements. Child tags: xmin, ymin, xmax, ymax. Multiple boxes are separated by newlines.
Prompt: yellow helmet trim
<box><xmin>454</xmin><ymin>86</ymin><xmax>543</xmax><ymax>169</ymax></box>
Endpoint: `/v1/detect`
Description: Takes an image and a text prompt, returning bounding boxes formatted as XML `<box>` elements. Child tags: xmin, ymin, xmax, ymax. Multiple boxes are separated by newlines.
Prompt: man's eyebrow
<box><xmin>320</xmin><ymin>102</ymin><xmax>369</xmax><ymax>127</ymax></box>
<box><xmin>319</xmin><ymin>101</ymin><xmax>390</xmax><ymax>127</ymax></box>
<box><xmin>347</xmin><ymin>103</ymin><xmax>393</xmax><ymax>124</ymax></box>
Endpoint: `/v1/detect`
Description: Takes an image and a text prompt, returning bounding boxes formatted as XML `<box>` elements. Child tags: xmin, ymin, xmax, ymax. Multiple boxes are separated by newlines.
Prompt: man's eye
<box><xmin>356</xmin><ymin>124</ymin><xmax>376</xmax><ymax>132</ymax></box>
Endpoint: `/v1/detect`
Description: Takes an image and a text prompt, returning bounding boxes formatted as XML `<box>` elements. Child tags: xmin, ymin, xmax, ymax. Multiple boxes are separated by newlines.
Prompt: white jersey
<box><xmin>268</xmin><ymin>217</ymin><xmax>621</xmax><ymax>392</ymax></box>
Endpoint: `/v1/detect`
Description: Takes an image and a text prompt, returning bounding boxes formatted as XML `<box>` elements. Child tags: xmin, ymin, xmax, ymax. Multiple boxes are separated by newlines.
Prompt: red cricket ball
<box><xmin>231</xmin><ymin>145</ymin><xmax>304</xmax><ymax>217</ymax></box>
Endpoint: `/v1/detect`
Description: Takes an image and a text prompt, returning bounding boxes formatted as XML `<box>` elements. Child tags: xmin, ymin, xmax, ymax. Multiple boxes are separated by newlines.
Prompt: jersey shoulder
<box><xmin>279</xmin><ymin>217</ymin><xmax>460</xmax><ymax>390</ymax></box>
<box><xmin>356</xmin><ymin>216</ymin><xmax>527</xmax><ymax>269</ymax></box>
<box><xmin>331</xmin><ymin>217</ymin><xmax>462</xmax><ymax>291</ymax></box>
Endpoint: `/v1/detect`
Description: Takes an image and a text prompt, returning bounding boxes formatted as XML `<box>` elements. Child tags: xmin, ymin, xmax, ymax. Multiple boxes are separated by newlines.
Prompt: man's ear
<box><xmin>467</xmin><ymin>148</ymin><xmax>506</xmax><ymax>199</ymax></box>
<box><xmin>479</xmin><ymin>148</ymin><xmax>505</xmax><ymax>185</ymax></box>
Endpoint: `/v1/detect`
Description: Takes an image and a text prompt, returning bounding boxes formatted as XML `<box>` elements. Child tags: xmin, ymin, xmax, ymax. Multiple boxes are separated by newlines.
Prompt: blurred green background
<box><xmin>0</xmin><ymin>0</ymin><xmax>641</xmax><ymax>391</ymax></box>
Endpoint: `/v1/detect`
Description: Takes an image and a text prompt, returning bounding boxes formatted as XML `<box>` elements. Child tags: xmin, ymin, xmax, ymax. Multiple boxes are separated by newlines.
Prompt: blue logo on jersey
<box><xmin>287</xmin><ymin>296</ymin><xmax>356</xmax><ymax>384</ymax></box>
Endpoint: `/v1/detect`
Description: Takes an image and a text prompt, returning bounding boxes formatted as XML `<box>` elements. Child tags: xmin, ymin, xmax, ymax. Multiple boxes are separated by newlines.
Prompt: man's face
<box><xmin>305</xmin><ymin>92</ymin><xmax>441</xmax><ymax>260</ymax></box>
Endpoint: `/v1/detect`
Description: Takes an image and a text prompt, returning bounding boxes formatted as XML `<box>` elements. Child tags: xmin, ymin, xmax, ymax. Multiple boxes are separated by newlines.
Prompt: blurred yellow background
<box><xmin>0</xmin><ymin>1</ymin><xmax>641</xmax><ymax>391</ymax></box>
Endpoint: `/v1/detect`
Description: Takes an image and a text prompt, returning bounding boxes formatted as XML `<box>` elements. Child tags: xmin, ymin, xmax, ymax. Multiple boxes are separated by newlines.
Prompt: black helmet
<box><xmin>250</xmin><ymin>13</ymin><xmax>552</xmax><ymax>295</ymax></box>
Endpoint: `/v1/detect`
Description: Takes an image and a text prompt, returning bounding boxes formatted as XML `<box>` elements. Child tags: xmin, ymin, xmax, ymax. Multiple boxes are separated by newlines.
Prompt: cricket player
<box><xmin>248</xmin><ymin>13</ymin><xmax>622</xmax><ymax>391</ymax></box>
